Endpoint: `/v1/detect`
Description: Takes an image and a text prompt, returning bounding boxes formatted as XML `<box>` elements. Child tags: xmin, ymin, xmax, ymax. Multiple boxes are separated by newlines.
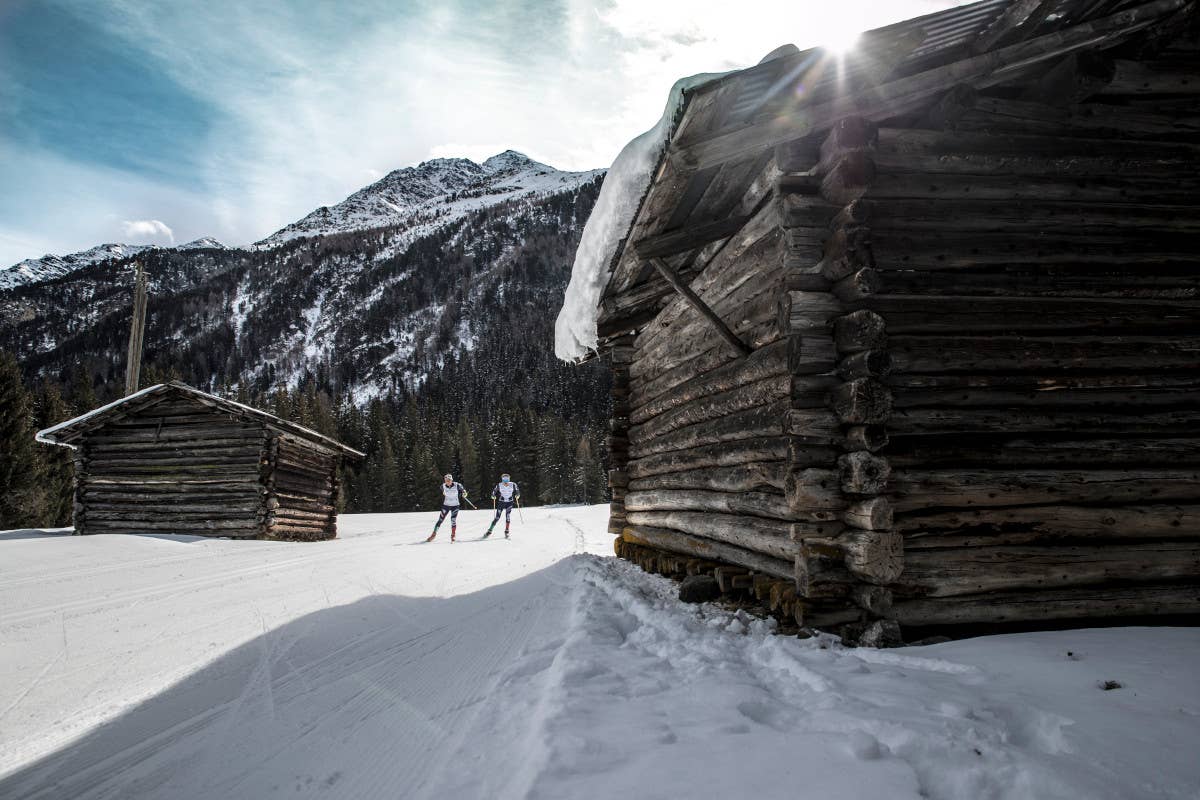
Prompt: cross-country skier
<box><xmin>426</xmin><ymin>474</ymin><xmax>469</xmax><ymax>542</ymax></box>
<box><xmin>483</xmin><ymin>473</ymin><xmax>520</xmax><ymax>539</ymax></box>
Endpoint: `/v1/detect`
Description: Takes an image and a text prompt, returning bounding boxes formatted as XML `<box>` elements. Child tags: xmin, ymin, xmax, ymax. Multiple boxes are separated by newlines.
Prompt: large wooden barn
<box><xmin>596</xmin><ymin>0</ymin><xmax>1200</xmax><ymax>641</ymax></box>
<box><xmin>36</xmin><ymin>382</ymin><xmax>363</xmax><ymax>541</ymax></box>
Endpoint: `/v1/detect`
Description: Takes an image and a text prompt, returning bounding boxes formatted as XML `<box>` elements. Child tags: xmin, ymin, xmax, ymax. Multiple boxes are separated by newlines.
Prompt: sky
<box><xmin>0</xmin><ymin>0</ymin><xmax>970</xmax><ymax>266</ymax></box>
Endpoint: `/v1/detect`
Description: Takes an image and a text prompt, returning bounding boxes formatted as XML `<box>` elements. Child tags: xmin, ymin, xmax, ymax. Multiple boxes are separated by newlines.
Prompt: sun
<box><xmin>822</xmin><ymin>22</ymin><xmax>862</xmax><ymax>55</ymax></box>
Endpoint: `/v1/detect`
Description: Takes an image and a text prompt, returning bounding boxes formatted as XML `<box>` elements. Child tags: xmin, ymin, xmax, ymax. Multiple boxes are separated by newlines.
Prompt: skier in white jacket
<box><xmin>426</xmin><ymin>474</ymin><xmax>470</xmax><ymax>542</ymax></box>
<box><xmin>483</xmin><ymin>473</ymin><xmax>521</xmax><ymax>539</ymax></box>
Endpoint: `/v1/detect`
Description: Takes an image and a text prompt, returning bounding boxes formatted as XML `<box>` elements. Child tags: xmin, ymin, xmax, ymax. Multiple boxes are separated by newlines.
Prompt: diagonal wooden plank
<box><xmin>649</xmin><ymin>257</ymin><xmax>752</xmax><ymax>357</ymax></box>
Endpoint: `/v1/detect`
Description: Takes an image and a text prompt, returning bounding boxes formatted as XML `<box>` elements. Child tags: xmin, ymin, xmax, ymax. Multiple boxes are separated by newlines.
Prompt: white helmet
<box><xmin>444</xmin><ymin>474</ymin><xmax>453</xmax><ymax>481</ymax></box>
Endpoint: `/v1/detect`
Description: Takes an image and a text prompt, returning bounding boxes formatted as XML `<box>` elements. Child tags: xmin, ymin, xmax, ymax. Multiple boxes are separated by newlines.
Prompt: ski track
<box><xmin>2</xmin><ymin>508</ymin><xmax>1199</xmax><ymax>799</ymax></box>
<box><xmin>0</xmin><ymin>508</ymin><xmax>607</xmax><ymax>798</ymax></box>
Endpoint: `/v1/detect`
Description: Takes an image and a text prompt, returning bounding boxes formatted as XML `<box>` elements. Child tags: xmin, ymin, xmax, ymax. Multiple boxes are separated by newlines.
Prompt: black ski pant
<box><xmin>489</xmin><ymin>501</ymin><xmax>515</xmax><ymax>530</ymax></box>
<box><xmin>434</xmin><ymin>505</ymin><xmax>460</xmax><ymax>532</ymax></box>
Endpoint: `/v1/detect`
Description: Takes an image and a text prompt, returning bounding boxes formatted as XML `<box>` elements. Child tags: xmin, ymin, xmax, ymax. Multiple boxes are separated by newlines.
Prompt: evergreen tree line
<box><xmin>0</xmin><ymin>351</ymin><xmax>608</xmax><ymax>529</ymax></box>
<box><xmin>0</xmin><ymin>352</ymin><xmax>86</xmax><ymax>529</ymax></box>
<box><xmin>0</xmin><ymin>177</ymin><xmax>610</xmax><ymax>529</ymax></box>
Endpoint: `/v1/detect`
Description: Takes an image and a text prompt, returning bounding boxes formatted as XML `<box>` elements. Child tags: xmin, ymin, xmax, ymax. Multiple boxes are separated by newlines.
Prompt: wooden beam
<box><xmin>671</xmin><ymin>0</ymin><xmax>1186</xmax><ymax>171</ymax></box>
<box><xmin>970</xmin><ymin>0</ymin><xmax>1057</xmax><ymax>54</ymax></box>
<box><xmin>648</xmin><ymin>257</ymin><xmax>752</xmax><ymax>357</ymax></box>
<box><xmin>125</xmin><ymin>260</ymin><xmax>148</xmax><ymax>397</ymax></box>
<box><xmin>633</xmin><ymin>213</ymin><xmax>752</xmax><ymax>260</ymax></box>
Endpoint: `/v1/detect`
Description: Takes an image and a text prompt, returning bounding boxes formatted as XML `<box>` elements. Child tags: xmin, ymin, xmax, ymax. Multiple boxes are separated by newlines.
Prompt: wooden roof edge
<box><xmin>593</xmin><ymin>0</ymin><xmax>1188</xmax><ymax>312</ymax></box>
<box><xmin>36</xmin><ymin>381</ymin><xmax>366</xmax><ymax>460</ymax></box>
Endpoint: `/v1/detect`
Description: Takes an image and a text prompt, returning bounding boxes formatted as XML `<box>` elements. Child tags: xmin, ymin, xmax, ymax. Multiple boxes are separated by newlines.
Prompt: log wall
<box><xmin>263</xmin><ymin>435</ymin><xmax>340</xmax><ymax>541</ymax></box>
<box><xmin>608</xmin><ymin>192</ymin><xmax>815</xmax><ymax>582</ymax></box>
<box><xmin>605</xmin><ymin>29</ymin><xmax>1200</xmax><ymax>639</ymax></box>
<box><xmin>74</xmin><ymin>397</ymin><xmax>268</xmax><ymax>539</ymax></box>
<box><xmin>73</xmin><ymin>395</ymin><xmax>343</xmax><ymax>542</ymax></box>
<box><xmin>787</xmin><ymin>41</ymin><xmax>1200</xmax><ymax>630</ymax></box>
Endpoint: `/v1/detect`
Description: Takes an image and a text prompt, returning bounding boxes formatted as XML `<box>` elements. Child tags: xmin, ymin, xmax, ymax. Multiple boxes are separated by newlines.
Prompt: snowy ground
<box><xmin>1</xmin><ymin>506</ymin><xmax>1197</xmax><ymax>800</ymax></box>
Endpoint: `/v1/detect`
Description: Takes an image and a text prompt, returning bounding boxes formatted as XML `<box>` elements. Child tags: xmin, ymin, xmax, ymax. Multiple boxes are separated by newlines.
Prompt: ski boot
<box><xmin>451</xmin><ymin>526</ymin><xmax>457</xmax><ymax>543</ymax></box>
<box><xmin>425</xmin><ymin>529</ymin><xmax>438</xmax><ymax>542</ymax></box>
<box><xmin>504</xmin><ymin>523</ymin><xmax>510</xmax><ymax>540</ymax></box>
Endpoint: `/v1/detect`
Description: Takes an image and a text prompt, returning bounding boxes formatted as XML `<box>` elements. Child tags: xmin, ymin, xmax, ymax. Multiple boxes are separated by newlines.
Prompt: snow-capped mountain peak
<box><xmin>1</xmin><ymin>149</ymin><xmax>601</xmax><ymax>291</ymax></box>
<box><xmin>482</xmin><ymin>150</ymin><xmax>548</xmax><ymax>174</ymax></box>
<box><xmin>256</xmin><ymin>150</ymin><xmax>603</xmax><ymax>248</ymax></box>
<box><xmin>1</xmin><ymin>239</ymin><xmax>232</xmax><ymax>291</ymax></box>
<box><xmin>0</xmin><ymin>243</ymin><xmax>155</xmax><ymax>291</ymax></box>
<box><xmin>177</xmin><ymin>237</ymin><xmax>228</xmax><ymax>250</ymax></box>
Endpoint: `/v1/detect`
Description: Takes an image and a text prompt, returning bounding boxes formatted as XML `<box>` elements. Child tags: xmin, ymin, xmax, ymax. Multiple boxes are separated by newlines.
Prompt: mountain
<box><xmin>0</xmin><ymin>239</ymin><xmax>230</xmax><ymax>291</ymax></box>
<box><xmin>177</xmin><ymin>237</ymin><xmax>229</xmax><ymax>251</ymax></box>
<box><xmin>2</xmin><ymin>151</ymin><xmax>607</xmax><ymax>404</ymax></box>
<box><xmin>257</xmin><ymin>150</ymin><xmax>604</xmax><ymax>248</ymax></box>
<box><xmin>0</xmin><ymin>243</ymin><xmax>155</xmax><ymax>291</ymax></box>
<box><xmin>2</xmin><ymin>150</ymin><xmax>610</xmax><ymax>513</ymax></box>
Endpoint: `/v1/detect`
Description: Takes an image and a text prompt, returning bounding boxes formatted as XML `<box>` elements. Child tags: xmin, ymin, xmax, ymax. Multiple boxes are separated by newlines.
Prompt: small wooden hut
<box><xmin>36</xmin><ymin>382</ymin><xmax>364</xmax><ymax>541</ymax></box>
<box><xmin>595</xmin><ymin>0</ymin><xmax>1200</xmax><ymax>640</ymax></box>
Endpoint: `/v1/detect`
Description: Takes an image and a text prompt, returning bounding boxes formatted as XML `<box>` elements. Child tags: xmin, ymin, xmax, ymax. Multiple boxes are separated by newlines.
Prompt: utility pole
<box><xmin>124</xmin><ymin>260</ymin><xmax>148</xmax><ymax>396</ymax></box>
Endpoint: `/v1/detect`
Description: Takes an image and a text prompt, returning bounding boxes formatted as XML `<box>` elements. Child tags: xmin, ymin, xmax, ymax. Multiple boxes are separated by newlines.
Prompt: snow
<box><xmin>176</xmin><ymin>237</ymin><xmax>228</xmax><ymax>250</ymax></box>
<box><xmin>0</xmin><ymin>244</ymin><xmax>154</xmax><ymax>291</ymax></box>
<box><xmin>0</xmin><ymin>239</ymin><xmax>226</xmax><ymax>291</ymax></box>
<box><xmin>2</xmin><ymin>507</ymin><xmax>1198</xmax><ymax>799</ymax></box>
<box><xmin>256</xmin><ymin>151</ymin><xmax>604</xmax><ymax>249</ymax></box>
<box><xmin>37</xmin><ymin>383</ymin><xmax>362</xmax><ymax>457</ymax></box>
<box><xmin>554</xmin><ymin>73</ymin><xmax>725</xmax><ymax>361</ymax></box>
<box><xmin>34</xmin><ymin>384</ymin><xmax>162</xmax><ymax>447</ymax></box>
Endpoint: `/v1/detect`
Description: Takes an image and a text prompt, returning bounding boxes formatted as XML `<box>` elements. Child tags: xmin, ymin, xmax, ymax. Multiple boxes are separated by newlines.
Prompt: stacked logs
<box><xmin>59</xmin><ymin>389</ymin><xmax>349</xmax><ymax>542</ymax></box>
<box><xmin>615</xmin><ymin>536</ymin><xmax>903</xmax><ymax>644</ymax></box>
<box><xmin>72</xmin><ymin>398</ymin><xmax>270</xmax><ymax>538</ymax></box>
<box><xmin>615</xmin><ymin>536</ymin><xmax>802</xmax><ymax>628</ymax></box>
<box><xmin>607</xmin><ymin>335</ymin><xmax>634</xmax><ymax>537</ymax></box>
<box><xmin>616</xmin><ymin>199</ymin><xmax>802</xmax><ymax>576</ymax></box>
<box><xmin>857</xmin><ymin>55</ymin><xmax>1200</xmax><ymax>624</ymax></box>
<box><xmin>777</xmin><ymin>118</ymin><xmax>903</xmax><ymax>634</ymax></box>
<box><xmin>262</xmin><ymin>436</ymin><xmax>340</xmax><ymax>541</ymax></box>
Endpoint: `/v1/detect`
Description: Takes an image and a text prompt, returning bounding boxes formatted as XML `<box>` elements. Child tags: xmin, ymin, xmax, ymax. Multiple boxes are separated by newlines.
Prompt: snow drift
<box><xmin>553</xmin><ymin>74</ymin><xmax>723</xmax><ymax>361</ymax></box>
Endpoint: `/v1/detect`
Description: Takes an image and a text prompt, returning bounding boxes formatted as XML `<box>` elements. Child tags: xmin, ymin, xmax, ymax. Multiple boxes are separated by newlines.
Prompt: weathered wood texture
<box><xmin>605</xmin><ymin>11</ymin><xmax>1200</xmax><ymax>637</ymax></box>
<box><xmin>853</xmin><ymin>38</ymin><xmax>1200</xmax><ymax>628</ymax></box>
<box><xmin>68</xmin><ymin>393</ymin><xmax>348</xmax><ymax>542</ymax></box>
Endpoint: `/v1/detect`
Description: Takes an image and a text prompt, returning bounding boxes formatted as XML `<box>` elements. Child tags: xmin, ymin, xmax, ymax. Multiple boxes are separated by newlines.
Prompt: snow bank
<box><xmin>554</xmin><ymin>73</ymin><xmax>724</xmax><ymax>361</ymax></box>
<box><xmin>2</xmin><ymin>509</ymin><xmax>1198</xmax><ymax>799</ymax></box>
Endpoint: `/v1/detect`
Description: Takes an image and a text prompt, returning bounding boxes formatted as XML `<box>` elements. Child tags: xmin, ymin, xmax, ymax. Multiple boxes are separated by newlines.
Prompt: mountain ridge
<box><xmin>1</xmin><ymin>151</ymin><xmax>602</xmax><ymax>292</ymax></box>
<box><xmin>255</xmin><ymin>150</ymin><xmax>603</xmax><ymax>248</ymax></box>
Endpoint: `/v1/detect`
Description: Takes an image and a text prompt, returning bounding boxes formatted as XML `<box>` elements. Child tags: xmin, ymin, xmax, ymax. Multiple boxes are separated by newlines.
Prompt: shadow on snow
<box><xmin>0</xmin><ymin>558</ymin><xmax>584</xmax><ymax>800</ymax></box>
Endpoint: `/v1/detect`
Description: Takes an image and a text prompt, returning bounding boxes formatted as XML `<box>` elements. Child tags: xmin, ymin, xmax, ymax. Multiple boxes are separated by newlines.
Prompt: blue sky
<box><xmin>0</xmin><ymin>0</ymin><xmax>967</xmax><ymax>265</ymax></box>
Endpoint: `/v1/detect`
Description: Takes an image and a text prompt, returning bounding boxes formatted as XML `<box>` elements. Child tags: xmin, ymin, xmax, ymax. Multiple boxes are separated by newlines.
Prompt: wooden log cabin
<box><xmin>595</xmin><ymin>0</ymin><xmax>1200</xmax><ymax>641</ymax></box>
<box><xmin>36</xmin><ymin>382</ymin><xmax>364</xmax><ymax>541</ymax></box>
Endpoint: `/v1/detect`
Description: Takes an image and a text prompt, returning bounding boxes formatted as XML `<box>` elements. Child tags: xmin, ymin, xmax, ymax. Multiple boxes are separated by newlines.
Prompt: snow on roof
<box><xmin>36</xmin><ymin>382</ymin><xmax>365</xmax><ymax>458</ymax></box>
<box><xmin>35</xmin><ymin>384</ymin><xmax>162</xmax><ymax>447</ymax></box>
<box><xmin>553</xmin><ymin>72</ymin><xmax>727</xmax><ymax>362</ymax></box>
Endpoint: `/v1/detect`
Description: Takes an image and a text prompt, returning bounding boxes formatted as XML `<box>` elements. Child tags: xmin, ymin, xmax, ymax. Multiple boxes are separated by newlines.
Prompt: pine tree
<box><xmin>454</xmin><ymin>415</ymin><xmax>481</xmax><ymax>497</ymax></box>
<box><xmin>69</xmin><ymin>365</ymin><xmax>97</xmax><ymax>414</ymax></box>
<box><xmin>0</xmin><ymin>352</ymin><xmax>45</xmax><ymax>528</ymax></box>
<box><xmin>536</xmin><ymin>416</ymin><xmax>570</xmax><ymax>505</ymax></box>
<box><xmin>409</xmin><ymin>440</ymin><xmax>440</xmax><ymax>511</ymax></box>
<box><xmin>573</xmin><ymin>434</ymin><xmax>605</xmax><ymax>505</ymax></box>
<box><xmin>33</xmin><ymin>380</ymin><xmax>75</xmax><ymax>526</ymax></box>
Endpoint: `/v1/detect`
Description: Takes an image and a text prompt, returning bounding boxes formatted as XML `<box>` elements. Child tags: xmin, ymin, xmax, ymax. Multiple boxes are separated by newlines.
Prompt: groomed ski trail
<box><xmin>2</xmin><ymin>507</ymin><xmax>1198</xmax><ymax>800</ymax></box>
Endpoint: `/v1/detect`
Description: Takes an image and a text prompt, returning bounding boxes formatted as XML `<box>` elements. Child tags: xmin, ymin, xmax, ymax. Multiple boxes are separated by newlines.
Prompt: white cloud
<box><xmin>121</xmin><ymin>219</ymin><xmax>175</xmax><ymax>244</ymax></box>
<box><xmin>3</xmin><ymin>1</ymin><xmax>976</xmax><ymax>264</ymax></box>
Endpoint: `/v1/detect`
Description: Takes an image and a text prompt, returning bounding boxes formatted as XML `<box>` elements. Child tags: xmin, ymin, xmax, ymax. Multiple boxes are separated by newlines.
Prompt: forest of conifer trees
<box><xmin>0</xmin><ymin>350</ymin><xmax>609</xmax><ymax>530</ymax></box>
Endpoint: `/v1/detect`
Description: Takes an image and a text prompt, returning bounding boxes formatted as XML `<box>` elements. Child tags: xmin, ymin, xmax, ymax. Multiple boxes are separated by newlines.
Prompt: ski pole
<box><xmin>517</xmin><ymin>497</ymin><xmax>525</xmax><ymax>524</ymax></box>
